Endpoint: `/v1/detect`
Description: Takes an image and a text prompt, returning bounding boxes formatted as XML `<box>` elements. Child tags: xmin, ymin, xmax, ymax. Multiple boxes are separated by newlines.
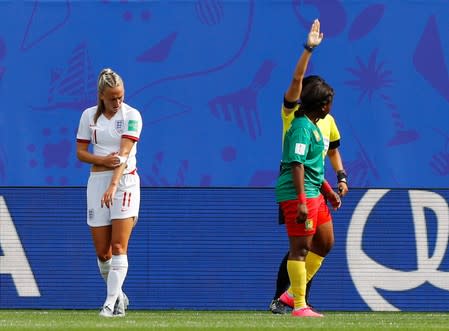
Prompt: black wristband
<box><xmin>337</xmin><ymin>170</ymin><xmax>347</xmax><ymax>183</ymax></box>
<box><xmin>303</xmin><ymin>43</ymin><xmax>315</xmax><ymax>52</ymax></box>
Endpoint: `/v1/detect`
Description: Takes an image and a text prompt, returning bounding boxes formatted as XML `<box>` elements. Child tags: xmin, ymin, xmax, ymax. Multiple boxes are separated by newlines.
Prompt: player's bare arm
<box><xmin>292</xmin><ymin>163</ymin><xmax>308</xmax><ymax>223</ymax></box>
<box><xmin>327</xmin><ymin>148</ymin><xmax>348</xmax><ymax>197</ymax></box>
<box><xmin>76</xmin><ymin>142</ymin><xmax>120</xmax><ymax>169</ymax></box>
<box><xmin>284</xmin><ymin>18</ymin><xmax>324</xmax><ymax>110</ymax></box>
<box><xmin>101</xmin><ymin>138</ymin><xmax>136</xmax><ymax>208</ymax></box>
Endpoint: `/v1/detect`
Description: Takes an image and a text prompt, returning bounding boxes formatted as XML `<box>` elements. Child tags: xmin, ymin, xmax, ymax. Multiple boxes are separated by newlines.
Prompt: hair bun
<box><xmin>100</xmin><ymin>68</ymin><xmax>114</xmax><ymax>76</ymax></box>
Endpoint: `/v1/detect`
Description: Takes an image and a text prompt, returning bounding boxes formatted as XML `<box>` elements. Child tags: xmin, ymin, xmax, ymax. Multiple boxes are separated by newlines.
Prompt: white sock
<box><xmin>103</xmin><ymin>255</ymin><xmax>128</xmax><ymax>309</ymax></box>
<box><xmin>97</xmin><ymin>258</ymin><xmax>111</xmax><ymax>283</ymax></box>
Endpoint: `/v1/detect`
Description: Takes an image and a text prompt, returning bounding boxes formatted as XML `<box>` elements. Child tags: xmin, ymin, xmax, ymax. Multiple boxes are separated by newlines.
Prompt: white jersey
<box><xmin>76</xmin><ymin>103</ymin><xmax>142</xmax><ymax>173</ymax></box>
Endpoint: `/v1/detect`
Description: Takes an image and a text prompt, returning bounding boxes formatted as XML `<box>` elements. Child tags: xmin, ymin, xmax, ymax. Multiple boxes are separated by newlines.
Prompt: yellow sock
<box><xmin>305</xmin><ymin>251</ymin><xmax>324</xmax><ymax>283</ymax></box>
<box><xmin>287</xmin><ymin>260</ymin><xmax>306</xmax><ymax>309</ymax></box>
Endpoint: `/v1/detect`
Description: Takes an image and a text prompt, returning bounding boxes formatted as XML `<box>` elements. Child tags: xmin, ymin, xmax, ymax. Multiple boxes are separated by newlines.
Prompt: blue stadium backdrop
<box><xmin>0</xmin><ymin>0</ymin><xmax>449</xmax><ymax>312</ymax></box>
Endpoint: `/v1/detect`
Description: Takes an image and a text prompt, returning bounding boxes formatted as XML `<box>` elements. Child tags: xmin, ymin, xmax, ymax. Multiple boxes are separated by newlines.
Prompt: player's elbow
<box><xmin>76</xmin><ymin>150</ymin><xmax>85</xmax><ymax>162</ymax></box>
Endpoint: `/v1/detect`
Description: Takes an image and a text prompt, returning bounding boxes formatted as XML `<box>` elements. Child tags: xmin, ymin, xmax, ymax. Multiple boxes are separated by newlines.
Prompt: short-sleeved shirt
<box><xmin>76</xmin><ymin>103</ymin><xmax>142</xmax><ymax>174</ymax></box>
<box><xmin>281</xmin><ymin>103</ymin><xmax>340</xmax><ymax>155</ymax></box>
<box><xmin>276</xmin><ymin>114</ymin><xmax>325</xmax><ymax>202</ymax></box>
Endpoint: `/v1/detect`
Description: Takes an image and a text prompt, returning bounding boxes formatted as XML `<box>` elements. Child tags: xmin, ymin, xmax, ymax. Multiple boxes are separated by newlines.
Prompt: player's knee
<box><xmin>311</xmin><ymin>239</ymin><xmax>334</xmax><ymax>257</ymax></box>
<box><xmin>320</xmin><ymin>239</ymin><xmax>335</xmax><ymax>256</ymax></box>
<box><xmin>111</xmin><ymin>242</ymin><xmax>126</xmax><ymax>255</ymax></box>
<box><xmin>97</xmin><ymin>253</ymin><xmax>112</xmax><ymax>262</ymax></box>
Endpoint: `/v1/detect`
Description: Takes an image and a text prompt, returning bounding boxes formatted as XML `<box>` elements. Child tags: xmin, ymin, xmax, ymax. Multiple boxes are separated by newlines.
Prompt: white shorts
<box><xmin>86</xmin><ymin>171</ymin><xmax>140</xmax><ymax>227</ymax></box>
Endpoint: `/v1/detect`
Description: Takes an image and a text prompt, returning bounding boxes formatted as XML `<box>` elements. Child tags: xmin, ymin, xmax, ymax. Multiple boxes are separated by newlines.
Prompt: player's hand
<box><xmin>338</xmin><ymin>181</ymin><xmax>348</xmax><ymax>197</ymax></box>
<box><xmin>103</xmin><ymin>152</ymin><xmax>121</xmax><ymax>168</ymax></box>
<box><xmin>101</xmin><ymin>184</ymin><xmax>118</xmax><ymax>208</ymax></box>
<box><xmin>296</xmin><ymin>203</ymin><xmax>308</xmax><ymax>223</ymax></box>
<box><xmin>325</xmin><ymin>190</ymin><xmax>341</xmax><ymax>210</ymax></box>
<box><xmin>307</xmin><ymin>19</ymin><xmax>324</xmax><ymax>48</ymax></box>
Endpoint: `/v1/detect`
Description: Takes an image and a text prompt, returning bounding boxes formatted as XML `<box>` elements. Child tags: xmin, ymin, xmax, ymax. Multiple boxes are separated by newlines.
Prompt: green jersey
<box><xmin>275</xmin><ymin>114</ymin><xmax>325</xmax><ymax>202</ymax></box>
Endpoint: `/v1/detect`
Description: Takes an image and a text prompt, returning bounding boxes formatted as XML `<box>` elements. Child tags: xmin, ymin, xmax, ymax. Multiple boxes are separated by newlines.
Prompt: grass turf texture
<box><xmin>1</xmin><ymin>310</ymin><xmax>449</xmax><ymax>330</ymax></box>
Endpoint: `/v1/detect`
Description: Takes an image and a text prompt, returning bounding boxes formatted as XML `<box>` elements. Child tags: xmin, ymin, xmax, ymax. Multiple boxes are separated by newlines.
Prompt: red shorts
<box><xmin>279</xmin><ymin>194</ymin><xmax>332</xmax><ymax>236</ymax></box>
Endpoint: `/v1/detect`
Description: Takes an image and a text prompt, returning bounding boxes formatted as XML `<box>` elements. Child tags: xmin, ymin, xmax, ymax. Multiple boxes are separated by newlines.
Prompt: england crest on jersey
<box><xmin>115</xmin><ymin>120</ymin><xmax>125</xmax><ymax>134</ymax></box>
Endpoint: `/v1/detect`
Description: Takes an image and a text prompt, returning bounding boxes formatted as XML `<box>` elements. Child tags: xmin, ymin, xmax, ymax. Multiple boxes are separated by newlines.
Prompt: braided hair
<box><xmin>94</xmin><ymin>68</ymin><xmax>124</xmax><ymax>124</ymax></box>
<box><xmin>295</xmin><ymin>75</ymin><xmax>334</xmax><ymax>117</ymax></box>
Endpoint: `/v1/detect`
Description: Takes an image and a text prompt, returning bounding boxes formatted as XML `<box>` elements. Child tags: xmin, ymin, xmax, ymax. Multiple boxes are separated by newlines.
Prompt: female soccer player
<box><xmin>76</xmin><ymin>68</ymin><xmax>143</xmax><ymax>317</ymax></box>
<box><xmin>274</xmin><ymin>19</ymin><xmax>342</xmax><ymax>318</ymax></box>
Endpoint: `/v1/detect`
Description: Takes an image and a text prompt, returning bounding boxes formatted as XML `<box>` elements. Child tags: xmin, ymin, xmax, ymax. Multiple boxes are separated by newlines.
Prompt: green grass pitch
<box><xmin>1</xmin><ymin>310</ymin><xmax>449</xmax><ymax>330</ymax></box>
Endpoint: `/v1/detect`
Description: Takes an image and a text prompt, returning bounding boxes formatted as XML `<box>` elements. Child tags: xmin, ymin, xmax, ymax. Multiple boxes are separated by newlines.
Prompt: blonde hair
<box><xmin>94</xmin><ymin>68</ymin><xmax>124</xmax><ymax>124</ymax></box>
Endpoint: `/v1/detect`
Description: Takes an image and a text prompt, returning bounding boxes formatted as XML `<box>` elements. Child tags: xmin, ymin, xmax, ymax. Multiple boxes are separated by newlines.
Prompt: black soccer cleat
<box><xmin>269</xmin><ymin>299</ymin><xmax>288</xmax><ymax>314</ymax></box>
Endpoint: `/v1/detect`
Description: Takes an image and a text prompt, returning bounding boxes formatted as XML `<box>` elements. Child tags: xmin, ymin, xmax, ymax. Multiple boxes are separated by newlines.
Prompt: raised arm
<box><xmin>284</xmin><ymin>19</ymin><xmax>324</xmax><ymax>108</ymax></box>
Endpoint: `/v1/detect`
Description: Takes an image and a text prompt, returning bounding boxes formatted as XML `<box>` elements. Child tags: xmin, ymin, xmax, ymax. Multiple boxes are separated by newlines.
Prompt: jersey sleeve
<box><xmin>281</xmin><ymin>98</ymin><xmax>299</xmax><ymax>142</ymax></box>
<box><xmin>328</xmin><ymin>115</ymin><xmax>341</xmax><ymax>149</ymax></box>
<box><xmin>284</xmin><ymin>127</ymin><xmax>310</xmax><ymax>164</ymax></box>
<box><xmin>76</xmin><ymin>109</ymin><xmax>91</xmax><ymax>143</ymax></box>
<box><xmin>122</xmin><ymin>109</ymin><xmax>142</xmax><ymax>141</ymax></box>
